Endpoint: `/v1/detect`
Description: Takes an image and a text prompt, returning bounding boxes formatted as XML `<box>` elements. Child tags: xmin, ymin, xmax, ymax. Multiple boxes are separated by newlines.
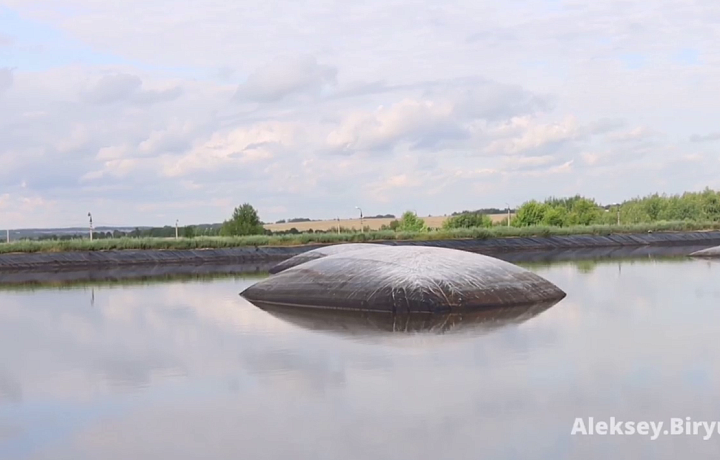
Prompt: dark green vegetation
<box><xmin>4</xmin><ymin>189</ymin><xmax>720</xmax><ymax>254</ymax></box>
<box><xmin>219</xmin><ymin>203</ymin><xmax>264</xmax><ymax>237</ymax></box>
<box><xmin>443</xmin><ymin>212</ymin><xmax>494</xmax><ymax>229</ymax></box>
<box><xmin>510</xmin><ymin>188</ymin><xmax>720</xmax><ymax>227</ymax></box>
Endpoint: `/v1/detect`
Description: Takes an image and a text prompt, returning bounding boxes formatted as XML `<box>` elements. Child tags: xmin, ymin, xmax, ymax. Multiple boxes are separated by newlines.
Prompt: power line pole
<box><xmin>88</xmin><ymin>212</ymin><xmax>93</xmax><ymax>241</ymax></box>
<box><xmin>6</xmin><ymin>229</ymin><xmax>8</xmax><ymax>243</ymax></box>
<box><xmin>506</xmin><ymin>203</ymin><xmax>511</xmax><ymax>227</ymax></box>
<box><xmin>175</xmin><ymin>220</ymin><xmax>179</xmax><ymax>239</ymax></box>
<box><xmin>355</xmin><ymin>206</ymin><xmax>363</xmax><ymax>233</ymax></box>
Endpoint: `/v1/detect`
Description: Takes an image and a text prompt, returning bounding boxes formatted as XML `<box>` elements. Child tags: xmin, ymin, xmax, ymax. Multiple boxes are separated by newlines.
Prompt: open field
<box><xmin>264</xmin><ymin>213</ymin><xmax>512</xmax><ymax>232</ymax></box>
<box><xmin>1</xmin><ymin>221</ymin><xmax>720</xmax><ymax>254</ymax></box>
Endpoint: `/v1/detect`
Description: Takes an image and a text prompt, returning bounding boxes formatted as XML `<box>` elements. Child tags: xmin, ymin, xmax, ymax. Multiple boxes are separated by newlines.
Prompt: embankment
<box><xmin>1</xmin><ymin>231</ymin><xmax>719</xmax><ymax>272</ymax></box>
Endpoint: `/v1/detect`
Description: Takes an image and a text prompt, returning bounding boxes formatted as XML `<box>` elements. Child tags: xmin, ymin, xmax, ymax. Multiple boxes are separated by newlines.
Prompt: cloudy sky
<box><xmin>1</xmin><ymin>0</ymin><xmax>719</xmax><ymax>228</ymax></box>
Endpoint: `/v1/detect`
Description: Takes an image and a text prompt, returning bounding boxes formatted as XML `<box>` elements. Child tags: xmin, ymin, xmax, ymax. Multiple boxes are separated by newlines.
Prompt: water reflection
<box><xmin>250</xmin><ymin>300</ymin><xmax>560</xmax><ymax>337</ymax></box>
<box><xmin>2</xmin><ymin>252</ymin><xmax>720</xmax><ymax>459</ymax></box>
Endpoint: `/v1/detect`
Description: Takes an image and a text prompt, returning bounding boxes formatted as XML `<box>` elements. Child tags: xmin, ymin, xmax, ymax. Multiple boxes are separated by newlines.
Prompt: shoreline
<box><xmin>1</xmin><ymin>231</ymin><xmax>719</xmax><ymax>272</ymax></box>
<box><xmin>0</xmin><ymin>244</ymin><xmax>711</xmax><ymax>287</ymax></box>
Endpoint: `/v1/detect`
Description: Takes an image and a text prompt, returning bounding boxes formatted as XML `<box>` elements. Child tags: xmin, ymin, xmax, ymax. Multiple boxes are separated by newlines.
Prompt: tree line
<box><xmin>12</xmin><ymin>188</ymin><xmax>720</xmax><ymax>242</ymax></box>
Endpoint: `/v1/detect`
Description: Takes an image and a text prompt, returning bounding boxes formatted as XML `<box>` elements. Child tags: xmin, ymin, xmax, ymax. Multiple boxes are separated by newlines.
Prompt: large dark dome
<box><xmin>243</xmin><ymin>245</ymin><xmax>566</xmax><ymax>313</ymax></box>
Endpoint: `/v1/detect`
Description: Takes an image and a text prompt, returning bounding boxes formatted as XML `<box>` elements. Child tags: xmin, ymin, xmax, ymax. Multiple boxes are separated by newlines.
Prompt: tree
<box><xmin>397</xmin><ymin>211</ymin><xmax>427</xmax><ymax>232</ymax></box>
<box><xmin>183</xmin><ymin>226</ymin><xmax>196</xmax><ymax>238</ymax></box>
<box><xmin>567</xmin><ymin>198</ymin><xmax>602</xmax><ymax>225</ymax></box>
<box><xmin>542</xmin><ymin>206</ymin><xmax>568</xmax><ymax>227</ymax></box>
<box><xmin>443</xmin><ymin>212</ymin><xmax>493</xmax><ymax>229</ymax></box>
<box><xmin>512</xmin><ymin>201</ymin><xmax>548</xmax><ymax>227</ymax></box>
<box><xmin>220</xmin><ymin>203</ymin><xmax>264</xmax><ymax>236</ymax></box>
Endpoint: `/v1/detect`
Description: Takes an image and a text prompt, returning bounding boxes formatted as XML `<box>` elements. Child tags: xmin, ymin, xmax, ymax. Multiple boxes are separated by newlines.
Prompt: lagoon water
<box><xmin>2</xmin><ymin>252</ymin><xmax>720</xmax><ymax>459</ymax></box>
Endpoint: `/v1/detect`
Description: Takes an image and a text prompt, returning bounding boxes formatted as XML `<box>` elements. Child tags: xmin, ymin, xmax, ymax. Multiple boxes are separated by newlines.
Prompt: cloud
<box><xmin>326</xmin><ymin>98</ymin><xmax>455</xmax><ymax>153</ymax></box>
<box><xmin>234</xmin><ymin>55</ymin><xmax>337</xmax><ymax>103</ymax></box>
<box><xmin>81</xmin><ymin>73</ymin><xmax>182</xmax><ymax>105</ymax></box>
<box><xmin>163</xmin><ymin>122</ymin><xmax>299</xmax><ymax>178</ymax></box>
<box><xmin>485</xmin><ymin>116</ymin><xmax>583</xmax><ymax>156</ymax></box>
<box><xmin>0</xmin><ymin>68</ymin><xmax>13</xmax><ymax>94</ymax></box>
<box><xmin>325</xmin><ymin>79</ymin><xmax>551</xmax><ymax>155</ymax></box>
<box><xmin>608</xmin><ymin>127</ymin><xmax>656</xmax><ymax>143</ymax></box>
<box><xmin>2</xmin><ymin>0</ymin><xmax>720</xmax><ymax>225</ymax></box>
<box><xmin>690</xmin><ymin>132</ymin><xmax>720</xmax><ymax>143</ymax></box>
<box><xmin>0</xmin><ymin>33</ymin><xmax>12</xmax><ymax>47</ymax></box>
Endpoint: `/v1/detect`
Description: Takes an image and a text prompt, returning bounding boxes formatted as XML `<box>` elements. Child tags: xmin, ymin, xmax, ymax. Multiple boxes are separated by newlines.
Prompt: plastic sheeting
<box><xmin>380</xmin><ymin>231</ymin><xmax>720</xmax><ymax>252</ymax></box>
<box><xmin>2</xmin><ymin>231</ymin><xmax>719</xmax><ymax>273</ymax></box>
<box><xmin>0</xmin><ymin>246</ymin><xmax>317</xmax><ymax>272</ymax></box>
<box><xmin>268</xmin><ymin>242</ymin><xmax>385</xmax><ymax>274</ymax></box>
<box><xmin>0</xmin><ymin>262</ymin><xmax>273</xmax><ymax>287</ymax></box>
<box><xmin>689</xmin><ymin>245</ymin><xmax>720</xmax><ymax>258</ymax></box>
<box><xmin>241</xmin><ymin>246</ymin><xmax>567</xmax><ymax>313</ymax></box>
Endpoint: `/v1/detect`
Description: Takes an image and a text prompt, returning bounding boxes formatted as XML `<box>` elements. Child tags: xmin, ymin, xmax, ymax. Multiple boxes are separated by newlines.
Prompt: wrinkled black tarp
<box><xmin>269</xmin><ymin>243</ymin><xmax>384</xmax><ymax>274</ymax></box>
<box><xmin>241</xmin><ymin>246</ymin><xmax>567</xmax><ymax>313</ymax></box>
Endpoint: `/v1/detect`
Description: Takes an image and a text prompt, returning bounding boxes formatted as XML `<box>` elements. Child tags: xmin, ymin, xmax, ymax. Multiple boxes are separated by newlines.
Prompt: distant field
<box><xmin>264</xmin><ymin>214</ymin><xmax>512</xmax><ymax>232</ymax></box>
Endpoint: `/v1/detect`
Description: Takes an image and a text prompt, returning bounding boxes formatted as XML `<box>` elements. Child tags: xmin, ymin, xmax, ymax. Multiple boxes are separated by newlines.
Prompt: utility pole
<box><xmin>337</xmin><ymin>217</ymin><xmax>341</xmax><ymax>235</ymax></box>
<box><xmin>355</xmin><ymin>206</ymin><xmax>363</xmax><ymax>233</ymax></box>
<box><xmin>617</xmin><ymin>208</ymin><xmax>621</xmax><ymax>225</ymax></box>
<box><xmin>6</xmin><ymin>229</ymin><xmax>8</xmax><ymax>243</ymax></box>
<box><xmin>506</xmin><ymin>203</ymin><xmax>511</xmax><ymax>227</ymax></box>
<box><xmin>175</xmin><ymin>219</ymin><xmax>179</xmax><ymax>239</ymax></box>
<box><xmin>88</xmin><ymin>212</ymin><xmax>93</xmax><ymax>241</ymax></box>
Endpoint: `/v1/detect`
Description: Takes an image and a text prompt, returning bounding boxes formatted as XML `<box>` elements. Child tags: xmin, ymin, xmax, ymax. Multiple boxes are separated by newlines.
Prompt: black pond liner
<box><xmin>268</xmin><ymin>242</ymin><xmax>385</xmax><ymax>274</ymax></box>
<box><xmin>250</xmin><ymin>299</ymin><xmax>560</xmax><ymax>336</ymax></box>
<box><xmin>241</xmin><ymin>246</ymin><xmax>567</xmax><ymax>314</ymax></box>
<box><xmin>689</xmin><ymin>245</ymin><xmax>720</xmax><ymax>258</ymax></box>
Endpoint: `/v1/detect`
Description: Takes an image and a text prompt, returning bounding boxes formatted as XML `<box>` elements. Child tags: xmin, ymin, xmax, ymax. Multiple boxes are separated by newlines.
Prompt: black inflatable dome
<box><xmin>268</xmin><ymin>243</ymin><xmax>385</xmax><ymax>274</ymax></box>
<box><xmin>242</xmin><ymin>245</ymin><xmax>566</xmax><ymax>313</ymax></box>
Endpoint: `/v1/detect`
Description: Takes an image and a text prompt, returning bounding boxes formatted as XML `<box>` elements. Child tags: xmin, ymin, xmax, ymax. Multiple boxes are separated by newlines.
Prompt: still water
<box><xmin>1</xmin><ymin>253</ymin><xmax>720</xmax><ymax>459</ymax></box>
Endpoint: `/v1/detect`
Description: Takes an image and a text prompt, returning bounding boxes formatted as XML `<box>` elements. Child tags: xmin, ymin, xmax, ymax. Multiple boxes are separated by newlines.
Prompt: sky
<box><xmin>1</xmin><ymin>0</ymin><xmax>720</xmax><ymax>228</ymax></box>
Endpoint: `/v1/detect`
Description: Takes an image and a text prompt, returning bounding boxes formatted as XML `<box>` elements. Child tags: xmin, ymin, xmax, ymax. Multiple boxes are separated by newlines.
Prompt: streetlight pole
<box><xmin>88</xmin><ymin>212</ymin><xmax>93</xmax><ymax>241</ymax></box>
<box><xmin>355</xmin><ymin>206</ymin><xmax>363</xmax><ymax>233</ymax></box>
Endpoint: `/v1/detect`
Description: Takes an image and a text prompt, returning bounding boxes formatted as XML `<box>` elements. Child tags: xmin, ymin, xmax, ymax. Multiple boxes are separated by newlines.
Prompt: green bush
<box><xmin>397</xmin><ymin>211</ymin><xmax>427</xmax><ymax>232</ymax></box>
<box><xmin>443</xmin><ymin>212</ymin><xmax>493</xmax><ymax>229</ymax></box>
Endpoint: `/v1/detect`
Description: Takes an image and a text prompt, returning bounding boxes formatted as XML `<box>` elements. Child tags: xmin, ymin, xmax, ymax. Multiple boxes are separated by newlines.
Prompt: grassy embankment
<box><xmin>2</xmin><ymin>221</ymin><xmax>720</xmax><ymax>254</ymax></box>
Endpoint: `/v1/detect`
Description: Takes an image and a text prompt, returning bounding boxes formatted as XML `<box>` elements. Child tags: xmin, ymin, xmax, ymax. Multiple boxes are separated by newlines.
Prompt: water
<box><xmin>1</xmin><ymin>254</ymin><xmax>720</xmax><ymax>459</ymax></box>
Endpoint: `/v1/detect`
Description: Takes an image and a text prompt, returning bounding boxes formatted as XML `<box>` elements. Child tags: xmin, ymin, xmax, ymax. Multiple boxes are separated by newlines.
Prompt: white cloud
<box><xmin>327</xmin><ymin>99</ymin><xmax>455</xmax><ymax>152</ymax></box>
<box><xmin>163</xmin><ymin>122</ymin><xmax>299</xmax><ymax>177</ymax></box>
<box><xmin>81</xmin><ymin>73</ymin><xmax>182</xmax><ymax>105</ymax></box>
<box><xmin>1</xmin><ymin>0</ymin><xmax>720</xmax><ymax>226</ymax></box>
<box><xmin>0</xmin><ymin>68</ymin><xmax>13</xmax><ymax>94</ymax></box>
<box><xmin>234</xmin><ymin>55</ymin><xmax>337</xmax><ymax>103</ymax></box>
<box><xmin>485</xmin><ymin>116</ymin><xmax>582</xmax><ymax>156</ymax></box>
<box><xmin>0</xmin><ymin>33</ymin><xmax>12</xmax><ymax>47</ymax></box>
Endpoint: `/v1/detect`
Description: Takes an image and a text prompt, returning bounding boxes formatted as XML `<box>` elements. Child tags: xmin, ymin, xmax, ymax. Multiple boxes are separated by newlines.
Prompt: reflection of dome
<box><xmin>242</xmin><ymin>246</ymin><xmax>566</xmax><ymax>313</ymax></box>
<box><xmin>690</xmin><ymin>246</ymin><xmax>720</xmax><ymax>258</ymax></box>
<box><xmin>248</xmin><ymin>300</ymin><xmax>561</xmax><ymax>337</ymax></box>
<box><xmin>269</xmin><ymin>243</ymin><xmax>384</xmax><ymax>274</ymax></box>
